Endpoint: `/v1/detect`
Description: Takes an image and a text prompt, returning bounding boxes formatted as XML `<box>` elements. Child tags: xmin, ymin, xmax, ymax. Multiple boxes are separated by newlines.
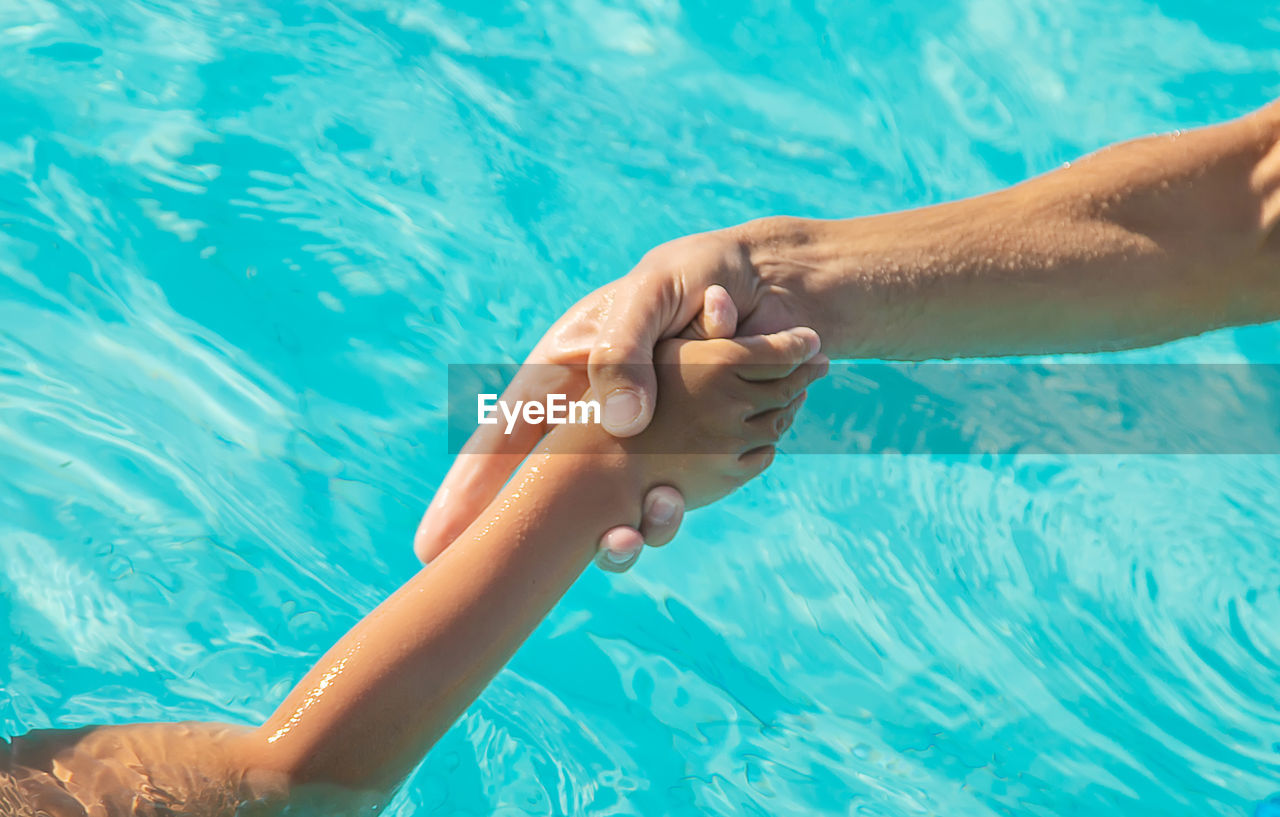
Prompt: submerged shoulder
<box><xmin>1</xmin><ymin>722</ymin><xmax>288</xmax><ymax>817</ymax></box>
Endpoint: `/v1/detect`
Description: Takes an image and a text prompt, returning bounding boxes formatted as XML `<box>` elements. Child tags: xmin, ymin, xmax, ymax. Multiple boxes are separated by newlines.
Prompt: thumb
<box><xmin>681</xmin><ymin>284</ymin><xmax>739</xmax><ymax>340</ymax></box>
<box><xmin>589</xmin><ymin>240</ymin><xmax>752</xmax><ymax>436</ymax></box>
<box><xmin>589</xmin><ymin>346</ymin><xmax>656</xmax><ymax>438</ymax></box>
<box><xmin>587</xmin><ymin>278</ymin><xmax>671</xmax><ymax>437</ymax></box>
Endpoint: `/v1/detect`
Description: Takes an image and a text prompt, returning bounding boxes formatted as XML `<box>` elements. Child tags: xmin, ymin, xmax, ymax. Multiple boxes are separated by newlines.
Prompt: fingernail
<box><xmin>798</xmin><ymin>328</ymin><xmax>821</xmax><ymax>359</ymax></box>
<box><xmin>707</xmin><ymin>302</ymin><xmax>729</xmax><ymax>330</ymax></box>
<box><xmin>603</xmin><ymin>389</ymin><xmax>642</xmax><ymax>432</ymax></box>
<box><xmin>646</xmin><ymin>493</ymin><xmax>678</xmax><ymax>525</ymax></box>
<box><xmin>603</xmin><ymin>546</ymin><xmax>639</xmax><ymax>566</ymax></box>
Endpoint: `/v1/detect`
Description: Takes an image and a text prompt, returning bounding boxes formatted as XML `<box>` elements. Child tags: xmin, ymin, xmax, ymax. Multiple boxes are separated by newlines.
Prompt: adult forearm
<box><xmin>248</xmin><ymin>442</ymin><xmax>640</xmax><ymax>792</ymax></box>
<box><xmin>749</xmin><ymin>101</ymin><xmax>1280</xmax><ymax>359</ymax></box>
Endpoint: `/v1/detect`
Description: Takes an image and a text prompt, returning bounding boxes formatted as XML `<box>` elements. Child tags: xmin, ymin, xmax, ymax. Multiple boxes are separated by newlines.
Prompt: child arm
<box><xmin>3</xmin><ymin>329</ymin><xmax>823</xmax><ymax>816</ymax></box>
<box><xmin>236</xmin><ymin>329</ymin><xmax>826</xmax><ymax>799</ymax></box>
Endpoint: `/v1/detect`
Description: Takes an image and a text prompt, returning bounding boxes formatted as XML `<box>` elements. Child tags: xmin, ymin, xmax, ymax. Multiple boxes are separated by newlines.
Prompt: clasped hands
<box><xmin>416</xmin><ymin>222</ymin><xmax>830</xmax><ymax>571</ymax></box>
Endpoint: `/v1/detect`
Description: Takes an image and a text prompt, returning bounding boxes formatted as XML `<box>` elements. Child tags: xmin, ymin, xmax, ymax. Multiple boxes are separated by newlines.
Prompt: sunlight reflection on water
<box><xmin>2</xmin><ymin>0</ymin><xmax>1279</xmax><ymax>814</ymax></box>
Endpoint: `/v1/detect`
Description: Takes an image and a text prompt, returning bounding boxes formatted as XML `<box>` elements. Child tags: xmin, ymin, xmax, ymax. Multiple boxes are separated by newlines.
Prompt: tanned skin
<box><xmin>418</xmin><ymin>98</ymin><xmax>1280</xmax><ymax>565</ymax></box>
<box><xmin>1</xmin><ymin>329</ymin><xmax>826</xmax><ymax>816</ymax></box>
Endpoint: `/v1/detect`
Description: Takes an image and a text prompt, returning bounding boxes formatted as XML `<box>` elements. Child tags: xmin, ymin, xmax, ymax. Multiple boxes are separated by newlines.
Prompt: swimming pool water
<box><xmin>2</xmin><ymin>0</ymin><xmax>1279</xmax><ymax>814</ymax></box>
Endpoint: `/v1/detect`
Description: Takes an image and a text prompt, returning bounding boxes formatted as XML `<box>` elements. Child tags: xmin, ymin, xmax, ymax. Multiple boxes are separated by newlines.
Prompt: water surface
<box><xmin>2</xmin><ymin>1</ymin><xmax>1279</xmax><ymax>814</ymax></box>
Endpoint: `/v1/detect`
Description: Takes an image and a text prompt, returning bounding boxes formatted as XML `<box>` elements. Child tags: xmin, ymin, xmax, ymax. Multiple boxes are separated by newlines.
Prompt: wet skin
<box><xmin>417</xmin><ymin>97</ymin><xmax>1280</xmax><ymax>567</ymax></box>
<box><xmin>11</xmin><ymin>98</ymin><xmax>1280</xmax><ymax>816</ymax></box>
<box><xmin>2</xmin><ymin>331</ymin><xmax>825</xmax><ymax>816</ymax></box>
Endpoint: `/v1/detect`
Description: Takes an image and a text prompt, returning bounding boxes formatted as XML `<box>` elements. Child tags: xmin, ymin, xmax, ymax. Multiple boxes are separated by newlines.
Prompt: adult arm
<box><xmin>736</xmin><ymin>98</ymin><xmax>1280</xmax><ymax>359</ymax></box>
<box><xmin>417</xmin><ymin>98</ymin><xmax>1280</xmax><ymax>565</ymax></box>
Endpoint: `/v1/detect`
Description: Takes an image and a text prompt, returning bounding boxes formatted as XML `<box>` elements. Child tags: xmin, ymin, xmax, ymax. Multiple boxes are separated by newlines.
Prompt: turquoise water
<box><xmin>3</xmin><ymin>0</ymin><xmax>1280</xmax><ymax>814</ymax></box>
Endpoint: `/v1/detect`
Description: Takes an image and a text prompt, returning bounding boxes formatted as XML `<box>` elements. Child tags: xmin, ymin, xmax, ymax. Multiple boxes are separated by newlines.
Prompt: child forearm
<box><xmin>5</xmin><ymin>330</ymin><xmax>818</xmax><ymax>816</ymax></box>
<box><xmin>231</xmin><ymin>328</ymin><xmax>822</xmax><ymax>804</ymax></box>
<box><xmin>245</xmin><ymin>438</ymin><xmax>640</xmax><ymax>793</ymax></box>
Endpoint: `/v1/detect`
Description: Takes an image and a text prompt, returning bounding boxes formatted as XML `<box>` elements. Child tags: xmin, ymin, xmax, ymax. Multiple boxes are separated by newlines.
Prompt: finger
<box><xmin>589</xmin><ymin>266</ymin><xmax>727</xmax><ymax>437</ymax></box>
<box><xmin>638</xmin><ymin>486</ymin><xmax>684</xmax><ymax>548</ymax></box>
<box><xmin>744</xmin><ymin>354</ymin><xmax>829</xmax><ymax>413</ymax></box>
<box><xmin>414</xmin><ymin>367</ymin><xmax>563</xmax><ymax>564</ymax></box>
<box><xmin>744</xmin><ymin>391</ymin><xmax>807</xmax><ymax>447</ymax></box>
<box><xmin>415</xmin><ymin>447</ymin><xmax>530</xmax><ymax>564</ymax></box>
<box><xmin>586</xmin><ymin>269</ymin><xmax>681</xmax><ymax>437</ymax></box>
<box><xmin>732</xmin><ymin>327</ymin><xmax>822</xmax><ymax>380</ymax></box>
<box><xmin>595</xmin><ymin>526</ymin><xmax>644</xmax><ymax>573</ymax></box>
<box><xmin>681</xmin><ymin>284</ymin><xmax>738</xmax><ymax>340</ymax></box>
<box><xmin>736</xmin><ymin>444</ymin><xmax>777</xmax><ymax>480</ymax></box>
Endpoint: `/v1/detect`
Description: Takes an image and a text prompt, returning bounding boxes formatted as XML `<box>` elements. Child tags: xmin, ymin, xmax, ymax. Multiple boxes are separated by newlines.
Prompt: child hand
<box><xmin>617</xmin><ymin>326</ymin><xmax>828</xmax><ymax>509</ymax></box>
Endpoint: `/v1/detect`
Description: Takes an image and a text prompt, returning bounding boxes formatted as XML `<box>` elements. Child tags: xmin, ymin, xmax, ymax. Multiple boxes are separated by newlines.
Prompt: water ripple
<box><xmin>2</xmin><ymin>0</ymin><xmax>1280</xmax><ymax>814</ymax></box>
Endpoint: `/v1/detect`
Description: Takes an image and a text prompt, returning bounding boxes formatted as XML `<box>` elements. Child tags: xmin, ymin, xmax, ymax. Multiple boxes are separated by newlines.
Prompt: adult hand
<box><xmin>415</xmin><ymin>222</ymin><xmax>823</xmax><ymax>567</ymax></box>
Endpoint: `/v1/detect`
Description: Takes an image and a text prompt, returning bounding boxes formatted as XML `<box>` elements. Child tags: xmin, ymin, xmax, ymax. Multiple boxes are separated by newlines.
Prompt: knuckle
<box><xmin>773</xmin><ymin>332</ymin><xmax>806</xmax><ymax>361</ymax></box>
<box><xmin>783</xmin><ymin>370</ymin><xmax>814</xmax><ymax>397</ymax></box>
<box><xmin>787</xmin><ymin>334</ymin><xmax>810</xmax><ymax>359</ymax></box>
<box><xmin>637</xmin><ymin>241</ymin><xmax>677</xmax><ymax>271</ymax></box>
<box><xmin>800</xmin><ymin>359</ymin><xmax>827</xmax><ymax>384</ymax></box>
<box><xmin>773</xmin><ymin>411</ymin><xmax>789</xmax><ymax>437</ymax></box>
<box><xmin>728</xmin><ymin>398</ymin><xmax>755</xmax><ymax>422</ymax></box>
<box><xmin>590</xmin><ymin>357</ymin><xmax>644</xmax><ymax>388</ymax></box>
<box><xmin>590</xmin><ymin>344</ymin><xmax>636</xmax><ymax>369</ymax></box>
<box><xmin>767</xmin><ymin>378</ymin><xmax>796</xmax><ymax>406</ymax></box>
<box><xmin>752</xmin><ymin>411</ymin><xmax>785</xmax><ymax>442</ymax></box>
<box><xmin>778</xmin><ymin>407</ymin><xmax>798</xmax><ymax>432</ymax></box>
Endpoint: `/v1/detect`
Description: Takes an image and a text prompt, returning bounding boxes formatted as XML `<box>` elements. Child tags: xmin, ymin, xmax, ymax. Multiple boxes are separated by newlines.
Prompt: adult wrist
<box><xmin>734</xmin><ymin>215</ymin><xmax>866</xmax><ymax>356</ymax></box>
